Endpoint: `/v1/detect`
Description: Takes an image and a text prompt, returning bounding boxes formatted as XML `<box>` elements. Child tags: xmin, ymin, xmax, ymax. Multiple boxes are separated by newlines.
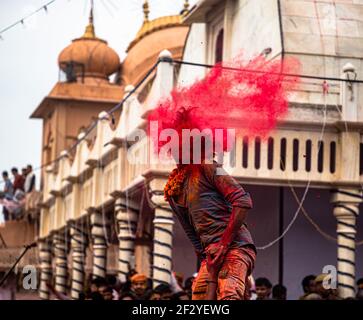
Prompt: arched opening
<box><xmin>215</xmin><ymin>28</ymin><xmax>224</xmax><ymax>63</ymax></box>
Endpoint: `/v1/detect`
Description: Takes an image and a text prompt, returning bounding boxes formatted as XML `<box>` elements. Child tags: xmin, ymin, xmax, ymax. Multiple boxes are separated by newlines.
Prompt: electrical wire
<box><xmin>0</xmin><ymin>0</ymin><xmax>58</xmax><ymax>39</ymax></box>
<box><xmin>171</xmin><ymin>59</ymin><xmax>363</xmax><ymax>84</ymax></box>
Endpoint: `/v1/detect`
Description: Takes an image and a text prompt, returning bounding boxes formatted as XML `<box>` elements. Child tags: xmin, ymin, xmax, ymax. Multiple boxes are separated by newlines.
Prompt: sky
<box><xmin>0</xmin><ymin>0</ymin><xmax>197</xmax><ymax>220</ymax></box>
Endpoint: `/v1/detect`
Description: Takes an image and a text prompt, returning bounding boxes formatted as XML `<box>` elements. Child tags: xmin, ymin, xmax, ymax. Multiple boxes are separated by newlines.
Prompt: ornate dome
<box><xmin>127</xmin><ymin>0</ymin><xmax>189</xmax><ymax>52</ymax></box>
<box><xmin>122</xmin><ymin>1</ymin><xmax>190</xmax><ymax>86</ymax></box>
<box><xmin>127</xmin><ymin>15</ymin><xmax>184</xmax><ymax>52</ymax></box>
<box><xmin>58</xmin><ymin>12</ymin><xmax>120</xmax><ymax>80</ymax></box>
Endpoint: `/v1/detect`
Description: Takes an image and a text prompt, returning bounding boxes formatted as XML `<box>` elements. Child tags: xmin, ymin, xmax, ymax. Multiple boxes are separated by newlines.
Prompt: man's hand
<box><xmin>206</xmin><ymin>252</ymin><xmax>218</xmax><ymax>281</ymax></box>
<box><xmin>206</xmin><ymin>243</ymin><xmax>228</xmax><ymax>272</ymax></box>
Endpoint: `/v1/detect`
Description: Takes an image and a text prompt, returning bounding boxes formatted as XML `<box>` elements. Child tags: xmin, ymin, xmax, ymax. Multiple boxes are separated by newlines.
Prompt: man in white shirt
<box><xmin>24</xmin><ymin>165</ymin><xmax>35</xmax><ymax>193</ymax></box>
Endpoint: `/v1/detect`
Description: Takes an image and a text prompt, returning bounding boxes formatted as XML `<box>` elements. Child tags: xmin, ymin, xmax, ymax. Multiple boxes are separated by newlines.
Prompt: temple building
<box><xmin>1</xmin><ymin>0</ymin><xmax>363</xmax><ymax>300</ymax></box>
<box><xmin>31</xmin><ymin>8</ymin><xmax>123</xmax><ymax>171</ymax></box>
<box><xmin>179</xmin><ymin>0</ymin><xmax>363</xmax><ymax>299</ymax></box>
<box><xmin>34</xmin><ymin>1</ymin><xmax>190</xmax><ymax>300</ymax></box>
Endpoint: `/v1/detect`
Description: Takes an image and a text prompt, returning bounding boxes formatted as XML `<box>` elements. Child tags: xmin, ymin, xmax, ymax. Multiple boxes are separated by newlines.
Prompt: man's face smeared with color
<box><xmin>132</xmin><ymin>280</ymin><xmax>147</xmax><ymax>295</ymax></box>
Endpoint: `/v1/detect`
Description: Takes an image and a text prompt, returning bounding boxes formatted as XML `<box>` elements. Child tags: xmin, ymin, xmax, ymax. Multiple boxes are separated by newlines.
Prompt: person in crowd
<box><xmin>24</xmin><ymin>165</ymin><xmax>36</xmax><ymax>193</ymax></box>
<box><xmin>88</xmin><ymin>276</ymin><xmax>107</xmax><ymax>294</ymax></box>
<box><xmin>184</xmin><ymin>276</ymin><xmax>195</xmax><ymax>299</ymax></box>
<box><xmin>129</xmin><ymin>273</ymin><xmax>150</xmax><ymax>300</ymax></box>
<box><xmin>119</xmin><ymin>292</ymin><xmax>136</xmax><ymax>300</ymax></box>
<box><xmin>7</xmin><ymin>167</ymin><xmax>26</xmax><ymax>220</ymax></box>
<box><xmin>99</xmin><ymin>285</ymin><xmax>113</xmax><ymax>301</ymax></box>
<box><xmin>356</xmin><ymin>278</ymin><xmax>363</xmax><ymax>300</ymax></box>
<box><xmin>78</xmin><ymin>292</ymin><xmax>86</xmax><ymax>300</ymax></box>
<box><xmin>88</xmin><ymin>291</ymin><xmax>104</xmax><ymax>300</ymax></box>
<box><xmin>149</xmin><ymin>290</ymin><xmax>162</xmax><ymax>300</ymax></box>
<box><xmin>2</xmin><ymin>171</ymin><xmax>14</xmax><ymax>221</ymax></box>
<box><xmin>272</xmin><ymin>284</ymin><xmax>287</xmax><ymax>300</ymax></box>
<box><xmin>149</xmin><ymin>284</ymin><xmax>173</xmax><ymax>300</ymax></box>
<box><xmin>357</xmin><ymin>278</ymin><xmax>363</xmax><ymax>289</ymax></box>
<box><xmin>174</xmin><ymin>272</ymin><xmax>184</xmax><ymax>290</ymax></box>
<box><xmin>21</xmin><ymin>168</ymin><xmax>27</xmax><ymax>179</ymax></box>
<box><xmin>255</xmin><ymin>277</ymin><xmax>272</xmax><ymax>300</ymax></box>
<box><xmin>314</xmin><ymin>273</ymin><xmax>330</xmax><ymax>300</ymax></box>
<box><xmin>314</xmin><ymin>273</ymin><xmax>340</xmax><ymax>300</ymax></box>
<box><xmin>106</xmin><ymin>274</ymin><xmax>120</xmax><ymax>300</ymax></box>
<box><xmin>2</xmin><ymin>171</ymin><xmax>14</xmax><ymax>197</ymax></box>
<box><xmin>247</xmin><ymin>275</ymin><xmax>257</xmax><ymax>300</ymax></box>
<box><xmin>11</xmin><ymin>167</ymin><xmax>24</xmax><ymax>193</ymax></box>
<box><xmin>299</xmin><ymin>274</ymin><xmax>316</xmax><ymax>300</ymax></box>
<box><xmin>120</xmin><ymin>269</ymin><xmax>137</xmax><ymax>294</ymax></box>
<box><xmin>0</xmin><ymin>271</ymin><xmax>16</xmax><ymax>300</ymax></box>
<box><xmin>146</xmin><ymin>278</ymin><xmax>153</xmax><ymax>293</ymax></box>
<box><xmin>171</xmin><ymin>291</ymin><xmax>190</xmax><ymax>300</ymax></box>
<box><xmin>302</xmin><ymin>292</ymin><xmax>322</xmax><ymax>300</ymax></box>
<box><xmin>170</xmin><ymin>270</ymin><xmax>184</xmax><ymax>295</ymax></box>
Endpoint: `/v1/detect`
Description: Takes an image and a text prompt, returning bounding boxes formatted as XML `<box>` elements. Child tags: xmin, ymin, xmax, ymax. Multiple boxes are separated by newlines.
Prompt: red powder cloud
<box><xmin>148</xmin><ymin>55</ymin><xmax>300</xmax><ymax>153</ymax></box>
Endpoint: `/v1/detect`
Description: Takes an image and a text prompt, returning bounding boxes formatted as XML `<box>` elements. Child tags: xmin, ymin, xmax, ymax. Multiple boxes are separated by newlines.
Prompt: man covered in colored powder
<box><xmin>163</xmin><ymin>109</ymin><xmax>256</xmax><ymax>300</ymax></box>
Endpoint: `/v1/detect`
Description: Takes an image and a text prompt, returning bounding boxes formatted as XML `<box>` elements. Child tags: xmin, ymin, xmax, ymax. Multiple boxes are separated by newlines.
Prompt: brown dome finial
<box><xmin>143</xmin><ymin>0</ymin><xmax>150</xmax><ymax>22</ymax></box>
<box><xmin>83</xmin><ymin>0</ymin><xmax>95</xmax><ymax>38</ymax></box>
<box><xmin>58</xmin><ymin>0</ymin><xmax>120</xmax><ymax>82</ymax></box>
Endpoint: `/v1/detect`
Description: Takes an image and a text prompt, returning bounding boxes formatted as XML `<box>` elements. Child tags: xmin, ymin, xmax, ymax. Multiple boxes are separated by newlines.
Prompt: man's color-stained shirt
<box><xmin>167</xmin><ymin>162</ymin><xmax>255</xmax><ymax>257</ymax></box>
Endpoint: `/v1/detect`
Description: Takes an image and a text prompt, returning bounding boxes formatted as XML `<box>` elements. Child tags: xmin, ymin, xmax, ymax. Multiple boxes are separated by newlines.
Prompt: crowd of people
<box><xmin>0</xmin><ymin>165</ymin><xmax>36</xmax><ymax>221</ymax></box>
<box><xmin>254</xmin><ymin>275</ymin><xmax>363</xmax><ymax>300</ymax></box>
<box><xmin>47</xmin><ymin>270</ymin><xmax>192</xmax><ymax>301</ymax></box>
<box><xmin>45</xmin><ymin>270</ymin><xmax>363</xmax><ymax>300</ymax></box>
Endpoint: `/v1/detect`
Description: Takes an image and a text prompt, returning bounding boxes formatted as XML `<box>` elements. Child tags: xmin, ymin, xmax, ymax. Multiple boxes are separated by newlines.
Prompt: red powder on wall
<box><xmin>148</xmin><ymin>55</ymin><xmax>300</xmax><ymax>154</ymax></box>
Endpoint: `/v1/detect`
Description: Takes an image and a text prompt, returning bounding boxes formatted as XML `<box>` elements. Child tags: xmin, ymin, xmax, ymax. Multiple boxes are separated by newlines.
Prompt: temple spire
<box><xmin>83</xmin><ymin>0</ymin><xmax>95</xmax><ymax>38</ymax></box>
<box><xmin>143</xmin><ymin>0</ymin><xmax>150</xmax><ymax>22</ymax></box>
<box><xmin>184</xmin><ymin>0</ymin><xmax>190</xmax><ymax>11</ymax></box>
<box><xmin>181</xmin><ymin>0</ymin><xmax>190</xmax><ymax>16</ymax></box>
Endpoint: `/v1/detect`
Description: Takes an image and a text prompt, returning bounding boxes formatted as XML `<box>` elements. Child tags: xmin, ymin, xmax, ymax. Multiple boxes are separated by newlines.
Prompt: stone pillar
<box><xmin>135</xmin><ymin>243</ymin><xmax>152</xmax><ymax>278</ymax></box>
<box><xmin>115</xmin><ymin>198</ymin><xmax>138</xmax><ymax>282</ymax></box>
<box><xmin>331</xmin><ymin>188</ymin><xmax>362</xmax><ymax>298</ymax></box>
<box><xmin>90</xmin><ymin>211</ymin><xmax>108</xmax><ymax>279</ymax></box>
<box><xmin>70</xmin><ymin>223</ymin><xmax>88</xmax><ymax>299</ymax></box>
<box><xmin>38</xmin><ymin>240</ymin><xmax>52</xmax><ymax>300</ymax></box>
<box><xmin>151</xmin><ymin>193</ymin><xmax>174</xmax><ymax>288</ymax></box>
<box><xmin>53</xmin><ymin>233</ymin><xmax>68</xmax><ymax>295</ymax></box>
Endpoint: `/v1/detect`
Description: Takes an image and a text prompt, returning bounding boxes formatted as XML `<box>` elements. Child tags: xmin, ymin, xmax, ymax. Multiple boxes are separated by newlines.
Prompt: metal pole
<box><xmin>0</xmin><ymin>242</ymin><xmax>37</xmax><ymax>287</ymax></box>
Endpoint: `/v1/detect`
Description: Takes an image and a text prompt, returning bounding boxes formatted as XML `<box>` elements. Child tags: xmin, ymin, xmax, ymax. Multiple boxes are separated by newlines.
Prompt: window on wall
<box><xmin>44</xmin><ymin>131</ymin><xmax>53</xmax><ymax>166</ymax></box>
<box><xmin>215</xmin><ymin>28</ymin><xmax>224</xmax><ymax>63</ymax></box>
<box><xmin>206</xmin><ymin>2</ymin><xmax>224</xmax><ymax>65</ymax></box>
